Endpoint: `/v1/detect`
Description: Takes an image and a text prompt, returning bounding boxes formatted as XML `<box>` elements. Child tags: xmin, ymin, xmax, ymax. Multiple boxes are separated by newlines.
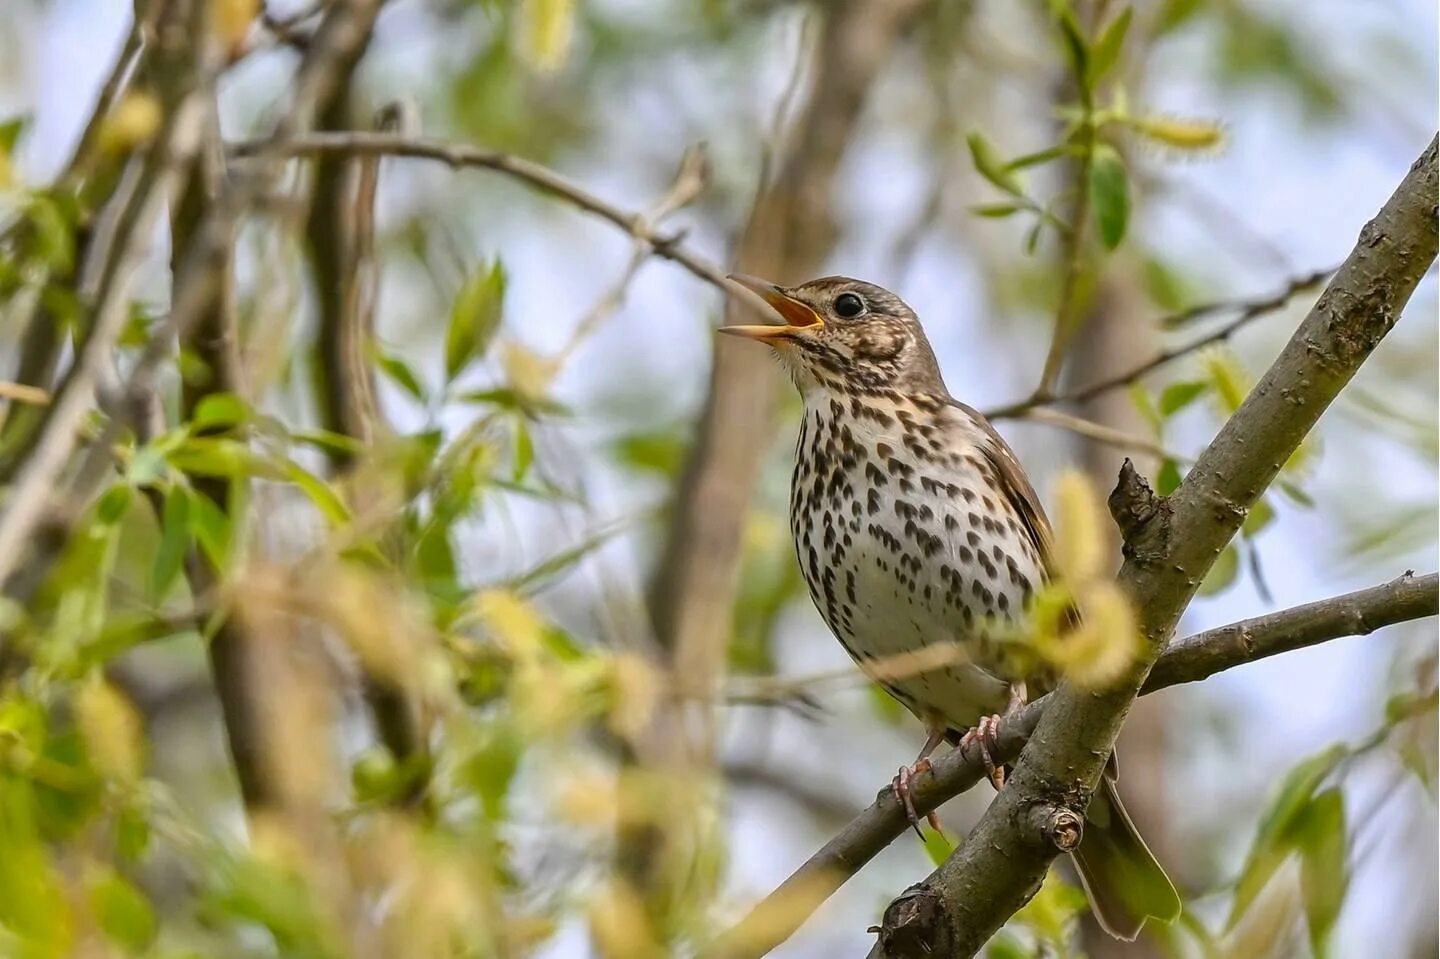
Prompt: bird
<box><xmin>718</xmin><ymin>272</ymin><xmax>1180</xmax><ymax>941</ymax></box>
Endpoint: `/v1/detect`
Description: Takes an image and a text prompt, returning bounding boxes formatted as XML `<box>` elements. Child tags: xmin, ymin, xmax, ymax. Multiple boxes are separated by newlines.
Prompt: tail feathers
<box><xmin>1070</xmin><ymin>779</ymin><xmax>1181</xmax><ymax>941</ymax></box>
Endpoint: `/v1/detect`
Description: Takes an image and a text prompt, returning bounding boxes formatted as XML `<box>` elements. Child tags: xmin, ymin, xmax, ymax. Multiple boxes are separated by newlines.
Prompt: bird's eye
<box><xmin>834</xmin><ymin>293</ymin><xmax>865</xmax><ymax>318</ymax></box>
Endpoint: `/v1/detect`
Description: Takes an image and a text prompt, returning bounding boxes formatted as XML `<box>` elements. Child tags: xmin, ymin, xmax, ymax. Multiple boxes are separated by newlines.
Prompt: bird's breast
<box><xmin>790</xmin><ymin>396</ymin><xmax>1047</xmax><ymax>727</ymax></box>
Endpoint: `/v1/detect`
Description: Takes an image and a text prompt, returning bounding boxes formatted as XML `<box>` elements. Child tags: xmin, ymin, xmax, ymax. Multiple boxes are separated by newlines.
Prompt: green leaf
<box><xmin>1023</xmin><ymin>220</ymin><xmax>1044</xmax><ymax>256</ymax></box>
<box><xmin>1294</xmin><ymin>789</ymin><xmax>1348</xmax><ymax>958</ymax></box>
<box><xmin>374</xmin><ymin>350</ymin><xmax>427</xmax><ymax>403</ymax></box>
<box><xmin>1003</xmin><ymin>145</ymin><xmax>1067</xmax><ymax>171</ymax></box>
<box><xmin>1051</xmin><ymin>3</ymin><xmax>1091</xmax><ymax>90</ymax></box>
<box><xmin>505</xmin><ymin>522</ymin><xmax>628</xmax><ymax>596</ymax></box>
<box><xmin>459</xmin><ymin>721</ymin><xmax>522</xmax><ymax>821</ymax></box>
<box><xmin>1276</xmin><ymin>478</ymin><xmax>1315</xmax><ymax>508</ymax></box>
<box><xmin>191</xmin><ymin>392</ymin><xmax>249</xmax><ymax>431</ymax></box>
<box><xmin>1088</xmin><ymin>146</ymin><xmax>1130</xmax><ymax>250</ymax></box>
<box><xmin>1197</xmin><ymin>543</ymin><xmax>1238</xmax><ymax>596</ymax></box>
<box><xmin>1156</xmin><ymin>458</ymin><xmax>1182</xmax><ymax>496</ymax></box>
<box><xmin>920</xmin><ymin>825</ymin><xmax>955</xmax><ymax>867</ymax></box>
<box><xmin>0</xmin><ymin>115</ymin><xmax>27</xmax><ymax>154</ymax></box>
<box><xmin>283</xmin><ymin>461</ymin><xmax>351</xmax><ymax>526</ymax></box>
<box><xmin>614</xmin><ymin>430</ymin><xmax>686</xmax><ymax>477</ymax></box>
<box><xmin>970</xmin><ymin>203</ymin><xmax>1023</xmax><ymax>219</ymax></box>
<box><xmin>287</xmin><ymin>428</ymin><xmax>367</xmax><ymax>458</ymax></box>
<box><xmin>1242</xmin><ymin>498</ymin><xmax>1275</xmax><ymax>538</ymax></box>
<box><xmin>187</xmin><ymin>492</ymin><xmax>232</xmax><ymax>570</ymax></box>
<box><xmin>1227</xmin><ymin>744</ymin><xmax>1347</xmax><ymax>930</ymax></box>
<box><xmin>983</xmin><ymin>933</ymin><xmax>1031</xmax><ymax>959</ymax></box>
<box><xmin>90</xmin><ymin>868</ymin><xmax>158</xmax><ymax>953</ymax></box>
<box><xmin>512</xmin><ymin>420</ymin><xmax>534</xmax><ymax>481</ymax></box>
<box><xmin>445</xmin><ymin>259</ymin><xmax>506</xmax><ymax>380</ymax></box>
<box><xmin>152</xmin><ymin>486</ymin><xmax>192</xmax><ymax>598</ymax></box>
<box><xmin>966</xmin><ymin>132</ymin><xmax>1024</xmax><ymax>197</ymax></box>
<box><xmin>1204</xmin><ymin>349</ymin><xmax>1251</xmax><ymax>413</ymax></box>
<box><xmin>458</xmin><ymin>387</ymin><xmax>569</xmax><ymax>417</ymax></box>
<box><xmin>1158</xmin><ymin>380</ymin><xmax>1208</xmax><ymax>417</ymax></box>
<box><xmin>1384</xmin><ymin>687</ymin><xmax>1439</xmax><ymax>726</ymax></box>
<box><xmin>1088</xmin><ymin>7</ymin><xmax>1132</xmax><ymax>85</ymax></box>
<box><xmin>1142</xmin><ymin>256</ymin><xmax>1191</xmax><ymax>312</ymax></box>
<box><xmin>115</xmin><ymin>804</ymin><xmax>151</xmax><ymax>861</ymax></box>
<box><xmin>166</xmin><ymin>437</ymin><xmax>267</xmax><ymax>479</ymax></box>
<box><xmin>95</xmin><ymin>484</ymin><xmax>134</xmax><ymax>525</ymax></box>
<box><xmin>1128</xmin><ymin>382</ymin><xmax>1162</xmax><ymax>435</ymax></box>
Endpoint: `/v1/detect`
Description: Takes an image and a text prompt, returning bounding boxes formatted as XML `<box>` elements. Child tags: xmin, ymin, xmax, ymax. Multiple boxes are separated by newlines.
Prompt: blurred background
<box><xmin>0</xmin><ymin>0</ymin><xmax>1435</xmax><ymax>957</ymax></box>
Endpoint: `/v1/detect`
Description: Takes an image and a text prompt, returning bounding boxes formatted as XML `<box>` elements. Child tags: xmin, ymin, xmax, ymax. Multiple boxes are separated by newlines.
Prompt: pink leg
<box><xmin>892</xmin><ymin>727</ymin><xmax>947</xmax><ymax>836</ymax></box>
<box><xmin>960</xmin><ymin>684</ymin><xmax>1027</xmax><ymax>791</ymax></box>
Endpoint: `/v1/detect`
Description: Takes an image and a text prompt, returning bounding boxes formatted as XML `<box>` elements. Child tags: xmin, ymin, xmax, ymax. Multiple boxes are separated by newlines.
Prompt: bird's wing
<box><xmin>948</xmin><ymin>399</ymin><xmax>1056</xmax><ymax>574</ymax></box>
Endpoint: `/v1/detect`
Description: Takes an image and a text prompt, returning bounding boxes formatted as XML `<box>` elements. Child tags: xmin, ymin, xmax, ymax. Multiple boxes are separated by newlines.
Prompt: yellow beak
<box><xmin>718</xmin><ymin>273</ymin><xmax>824</xmax><ymax>340</ymax></box>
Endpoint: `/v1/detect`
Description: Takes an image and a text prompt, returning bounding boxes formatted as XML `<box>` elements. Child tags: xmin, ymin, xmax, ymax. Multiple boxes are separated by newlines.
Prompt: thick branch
<box><xmin>713</xmin><ymin>571</ymin><xmax>1437</xmax><ymax>959</ymax></box>
<box><xmin>892</xmin><ymin>135</ymin><xmax>1438</xmax><ymax>957</ymax></box>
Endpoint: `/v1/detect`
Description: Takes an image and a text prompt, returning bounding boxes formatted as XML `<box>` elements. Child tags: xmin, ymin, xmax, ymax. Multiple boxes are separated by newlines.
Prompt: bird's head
<box><xmin>720</xmin><ymin>274</ymin><xmax>945</xmax><ymax>396</ymax></box>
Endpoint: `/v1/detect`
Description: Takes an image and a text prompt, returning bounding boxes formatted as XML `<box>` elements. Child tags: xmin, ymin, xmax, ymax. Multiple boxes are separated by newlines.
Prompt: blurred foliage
<box><xmin>0</xmin><ymin>0</ymin><xmax>1433</xmax><ymax>957</ymax></box>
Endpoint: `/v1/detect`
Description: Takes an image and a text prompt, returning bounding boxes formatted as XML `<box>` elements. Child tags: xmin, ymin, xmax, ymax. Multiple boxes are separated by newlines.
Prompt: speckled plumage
<box><xmin>790</xmin><ymin>386</ymin><xmax>1047</xmax><ymax>731</ymax></box>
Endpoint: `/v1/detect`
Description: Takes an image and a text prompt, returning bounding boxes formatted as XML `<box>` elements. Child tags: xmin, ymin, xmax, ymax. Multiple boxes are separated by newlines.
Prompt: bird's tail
<box><xmin>1070</xmin><ymin>778</ymin><xmax>1182</xmax><ymax>940</ymax></box>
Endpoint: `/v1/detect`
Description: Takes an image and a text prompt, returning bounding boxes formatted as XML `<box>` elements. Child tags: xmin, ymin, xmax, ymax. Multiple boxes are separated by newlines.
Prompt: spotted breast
<box><xmin>790</xmin><ymin>389</ymin><xmax>1048</xmax><ymax>732</ymax></box>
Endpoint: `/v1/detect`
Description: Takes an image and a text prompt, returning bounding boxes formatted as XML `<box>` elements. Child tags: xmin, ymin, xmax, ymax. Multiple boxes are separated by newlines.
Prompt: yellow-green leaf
<box><xmin>966</xmin><ymin>132</ymin><xmax>1024</xmax><ymax>197</ymax></box>
<box><xmin>445</xmin><ymin>260</ymin><xmax>506</xmax><ymax>380</ymax></box>
<box><xmin>1089</xmin><ymin>7</ymin><xmax>1132</xmax><ymax>86</ymax></box>
<box><xmin>1294</xmin><ymin>789</ymin><xmax>1348</xmax><ymax>958</ymax></box>
<box><xmin>1125</xmin><ymin>114</ymin><xmax>1225</xmax><ymax>151</ymax></box>
<box><xmin>1159</xmin><ymin>380</ymin><xmax>1208</xmax><ymax>417</ymax></box>
<box><xmin>1156</xmin><ymin>458</ymin><xmax>1182</xmax><ymax>496</ymax></box>
<box><xmin>151</xmin><ymin>486</ymin><xmax>191</xmax><ymax>598</ymax></box>
<box><xmin>283</xmin><ymin>460</ymin><xmax>351</xmax><ymax>526</ymax></box>
<box><xmin>90</xmin><ymin>867</ymin><xmax>158</xmax><ymax>953</ymax></box>
<box><xmin>518</xmin><ymin>0</ymin><xmax>577</xmax><ymax>73</ymax></box>
<box><xmin>1088</xmin><ymin>146</ymin><xmax>1130</xmax><ymax>249</ymax></box>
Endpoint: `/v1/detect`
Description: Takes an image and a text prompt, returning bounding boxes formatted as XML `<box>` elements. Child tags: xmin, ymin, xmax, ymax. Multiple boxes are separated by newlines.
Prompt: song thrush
<box><xmin>720</xmin><ymin>273</ymin><xmax>1180</xmax><ymax>940</ymax></box>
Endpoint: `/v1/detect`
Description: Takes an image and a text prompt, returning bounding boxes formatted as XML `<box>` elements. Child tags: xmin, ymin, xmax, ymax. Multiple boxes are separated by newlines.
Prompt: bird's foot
<box><xmin>960</xmin><ymin>714</ymin><xmax>1006</xmax><ymax>790</ymax></box>
<box><xmin>892</xmin><ymin>759</ymin><xmax>943</xmax><ymax>838</ymax></box>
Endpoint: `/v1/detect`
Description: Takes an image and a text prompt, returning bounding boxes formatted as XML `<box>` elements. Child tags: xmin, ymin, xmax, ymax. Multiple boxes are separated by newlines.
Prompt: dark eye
<box><xmin>834</xmin><ymin>293</ymin><xmax>865</xmax><ymax>318</ymax></box>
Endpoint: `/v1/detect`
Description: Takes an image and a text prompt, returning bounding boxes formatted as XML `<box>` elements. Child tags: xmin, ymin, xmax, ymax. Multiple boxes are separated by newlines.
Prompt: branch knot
<box><xmin>1026</xmin><ymin>803</ymin><xmax>1085</xmax><ymax>852</ymax></box>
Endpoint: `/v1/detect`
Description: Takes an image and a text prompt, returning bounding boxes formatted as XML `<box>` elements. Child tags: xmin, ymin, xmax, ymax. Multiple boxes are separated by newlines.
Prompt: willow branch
<box><xmin>883</xmin><ymin>135</ymin><xmax>1437</xmax><ymax>959</ymax></box>
<box><xmin>713</xmin><ymin>571</ymin><xmax>1437</xmax><ymax>959</ymax></box>
<box><xmin>0</xmin><ymin>68</ymin><xmax>207</xmax><ymax>591</ymax></box>
<box><xmin>984</xmin><ymin>265</ymin><xmax>1335</xmax><ymax>420</ymax></box>
<box><xmin>229</xmin><ymin>131</ymin><xmax>734</xmax><ymax>292</ymax></box>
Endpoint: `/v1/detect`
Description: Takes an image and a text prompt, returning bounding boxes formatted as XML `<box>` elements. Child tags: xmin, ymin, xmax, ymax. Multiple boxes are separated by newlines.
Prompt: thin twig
<box><xmin>1034</xmin><ymin>138</ymin><xmax>1095</xmax><ymax>397</ymax></box>
<box><xmin>711</xmin><ymin>571</ymin><xmax>1438</xmax><ymax>959</ymax></box>
<box><xmin>982</xmin><ymin>265</ymin><xmax>1336</xmax><ymax>420</ymax></box>
<box><xmin>556</xmin><ymin>145</ymin><xmax>710</xmax><ymax>366</ymax></box>
<box><xmin>1017</xmin><ymin>407</ymin><xmax>1188</xmax><ymax>462</ymax></box>
<box><xmin>0</xmin><ymin>88</ymin><xmax>207</xmax><ymax>590</ymax></box>
<box><xmin>229</xmin><ymin>131</ymin><xmax>735</xmax><ymax>291</ymax></box>
<box><xmin>0</xmin><ymin>383</ymin><xmax>51</xmax><ymax>406</ymax></box>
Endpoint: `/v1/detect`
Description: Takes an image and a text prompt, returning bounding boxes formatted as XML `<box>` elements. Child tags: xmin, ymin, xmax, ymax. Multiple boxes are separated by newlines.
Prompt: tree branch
<box><xmin>982</xmin><ymin>265</ymin><xmax>1336</xmax><ymax>420</ymax></box>
<box><xmin>712</xmin><ymin>571</ymin><xmax>1438</xmax><ymax>959</ymax></box>
<box><xmin>879</xmin><ymin>135</ymin><xmax>1437</xmax><ymax>958</ymax></box>
<box><xmin>230</xmin><ymin>131</ymin><xmax>734</xmax><ymax>292</ymax></box>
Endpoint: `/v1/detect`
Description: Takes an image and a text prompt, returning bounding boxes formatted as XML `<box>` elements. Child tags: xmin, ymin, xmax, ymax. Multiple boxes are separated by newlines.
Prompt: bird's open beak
<box><xmin>718</xmin><ymin>273</ymin><xmax>823</xmax><ymax>340</ymax></box>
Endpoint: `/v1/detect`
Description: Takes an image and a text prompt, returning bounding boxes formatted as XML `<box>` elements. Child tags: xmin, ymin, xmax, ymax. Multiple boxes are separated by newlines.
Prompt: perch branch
<box><xmin>713</xmin><ymin>571</ymin><xmax>1437</xmax><ymax>958</ymax></box>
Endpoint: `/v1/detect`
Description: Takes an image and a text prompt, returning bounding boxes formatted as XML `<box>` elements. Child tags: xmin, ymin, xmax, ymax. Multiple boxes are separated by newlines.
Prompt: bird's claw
<box><xmin>892</xmin><ymin>758</ymin><xmax>942</xmax><ymax>837</ymax></box>
<box><xmin>961</xmin><ymin>714</ymin><xmax>1006</xmax><ymax>790</ymax></box>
